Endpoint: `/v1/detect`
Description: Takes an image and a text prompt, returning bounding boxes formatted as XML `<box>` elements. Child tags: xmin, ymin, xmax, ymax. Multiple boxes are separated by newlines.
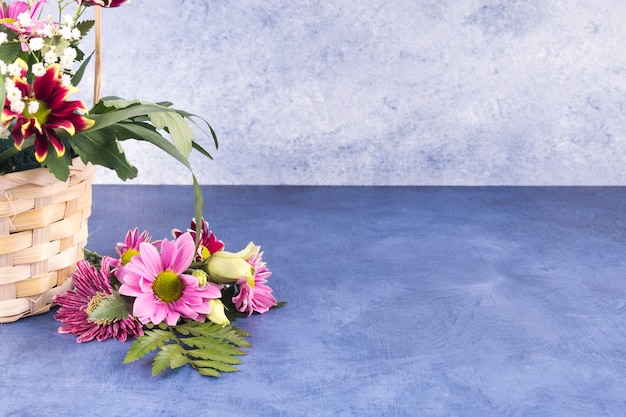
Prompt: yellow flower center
<box><xmin>85</xmin><ymin>291</ymin><xmax>111</xmax><ymax>325</ymax></box>
<box><xmin>152</xmin><ymin>270</ymin><xmax>184</xmax><ymax>303</ymax></box>
<box><xmin>121</xmin><ymin>248</ymin><xmax>140</xmax><ymax>266</ymax></box>
<box><xmin>23</xmin><ymin>99</ymin><xmax>51</xmax><ymax>126</ymax></box>
<box><xmin>197</xmin><ymin>244</ymin><xmax>210</xmax><ymax>261</ymax></box>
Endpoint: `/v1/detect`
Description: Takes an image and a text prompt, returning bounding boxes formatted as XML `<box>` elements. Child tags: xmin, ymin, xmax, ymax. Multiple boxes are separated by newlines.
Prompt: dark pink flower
<box><xmin>111</xmin><ymin>227</ymin><xmax>152</xmax><ymax>268</ymax></box>
<box><xmin>54</xmin><ymin>257</ymin><xmax>144</xmax><ymax>343</ymax></box>
<box><xmin>232</xmin><ymin>248</ymin><xmax>277</xmax><ymax>315</ymax></box>
<box><xmin>76</xmin><ymin>0</ymin><xmax>129</xmax><ymax>7</ymax></box>
<box><xmin>173</xmin><ymin>218</ymin><xmax>224</xmax><ymax>262</ymax></box>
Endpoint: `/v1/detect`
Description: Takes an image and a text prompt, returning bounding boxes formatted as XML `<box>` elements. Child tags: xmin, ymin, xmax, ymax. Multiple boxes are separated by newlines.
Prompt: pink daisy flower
<box><xmin>117</xmin><ymin>232</ymin><xmax>222</xmax><ymax>326</ymax></box>
<box><xmin>111</xmin><ymin>227</ymin><xmax>152</xmax><ymax>268</ymax></box>
<box><xmin>0</xmin><ymin>1</ymin><xmax>47</xmax><ymax>39</ymax></box>
<box><xmin>173</xmin><ymin>218</ymin><xmax>224</xmax><ymax>262</ymax></box>
<box><xmin>232</xmin><ymin>249</ymin><xmax>277</xmax><ymax>315</ymax></box>
<box><xmin>54</xmin><ymin>256</ymin><xmax>144</xmax><ymax>343</ymax></box>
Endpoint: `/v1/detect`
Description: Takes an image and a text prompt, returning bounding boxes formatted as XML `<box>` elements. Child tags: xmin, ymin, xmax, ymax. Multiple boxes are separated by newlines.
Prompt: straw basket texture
<box><xmin>0</xmin><ymin>158</ymin><xmax>95</xmax><ymax>323</ymax></box>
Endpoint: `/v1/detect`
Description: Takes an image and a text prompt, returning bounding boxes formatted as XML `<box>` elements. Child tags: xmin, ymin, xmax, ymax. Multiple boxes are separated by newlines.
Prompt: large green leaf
<box><xmin>68</xmin><ymin>128</ymin><xmax>138</xmax><ymax>180</ymax></box>
<box><xmin>41</xmin><ymin>147</ymin><xmax>72</xmax><ymax>181</ymax></box>
<box><xmin>148</xmin><ymin>111</ymin><xmax>194</xmax><ymax>158</ymax></box>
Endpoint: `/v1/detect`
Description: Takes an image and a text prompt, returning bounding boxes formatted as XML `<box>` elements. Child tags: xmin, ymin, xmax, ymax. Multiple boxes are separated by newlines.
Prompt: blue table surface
<box><xmin>1</xmin><ymin>186</ymin><xmax>625</xmax><ymax>417</ymax></box>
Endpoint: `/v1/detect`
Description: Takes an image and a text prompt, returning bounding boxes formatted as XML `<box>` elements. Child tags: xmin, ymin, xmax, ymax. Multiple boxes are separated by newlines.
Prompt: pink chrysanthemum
<box><xmin>111</xmin><ymin>227</ymin><xmax>152</xmax><ymax>268</ymax></box>
<box><xmin>173</xmin><ymin>218</ymin><xmax>224</xmax><ymax>262</ymax></box>
<box><xmin>0</xmin><ymin>0</ymin><xmax>47</xmax><ymax>38</ymax></box>
<box><xmin>117</xmin><ymin>232</ymin><xmax>222</xmax><ymax>326</ymax></box>
<box><xmin>54</xmin><ymin>256</ymin><xmax>144</xmax><ymax>343</ymax></box>
<box><xmin>232</xmin><ymin>249</ymin><xmax>277</xmax><ymax>315</ymax></box>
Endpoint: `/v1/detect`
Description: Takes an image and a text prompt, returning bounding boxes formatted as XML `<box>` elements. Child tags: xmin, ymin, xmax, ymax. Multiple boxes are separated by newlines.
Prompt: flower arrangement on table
<box><xmin>0</xmin><ymin>0</ymin><xmax>281</xmax><ymax>377</ymax></box>
<box><xmin>56</xmin><ymin>218</ymin><xmax>281</xmax><ymax>377</ymax></box>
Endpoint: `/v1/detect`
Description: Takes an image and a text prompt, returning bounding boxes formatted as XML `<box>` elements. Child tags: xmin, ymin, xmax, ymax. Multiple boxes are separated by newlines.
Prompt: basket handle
<box><xmin>93</xmin><ymin>6</ymin><xmax>102</xmax><ymax>105</ymax></box>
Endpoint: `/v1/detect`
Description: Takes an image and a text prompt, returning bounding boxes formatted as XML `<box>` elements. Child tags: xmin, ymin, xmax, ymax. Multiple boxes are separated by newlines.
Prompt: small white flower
<box><xmin>29</xmin><ymin>37</ymin><xmax>44</xmax><ymax>51</ymax></box>
<box><xmin>62</xmin><ymin>47</ymin><xmax>77</xmax><ymax>61</ymax></box>
<box><xmin>62</xmin><ymin>15</ymin><xmax>74</xmax><ymax>26</ymax></box>
<box><xmin>6</xmin><ymin>87</ymin><xmax>22</xmax><ymax>102</ymax></box>
<box><xmin>42</xmin><ymin>24</ymin><xmax>55</xmax><ymax>38</ymax></box>
<box><xmin>32</xmin><ymin>62</ymin><xmax>46</xmax><ymax>77</ymax></box>
<box><xmin>10</xmin><ymin>99</ymin><xmax>25</xmax><ymax>114</ymax></box>
<box><xmin>59</xmin><ymin>55</ymin><xmax>74</xmax><ymax>70</ymax></box>
<box><xmin>4</xmin><ymin>78</ymin><xmax>15</xmax><ymax>91</ymax></box>
<box><xmin>0</xmin><ymin>125</ymin><xmax>11</xmax><ymax>140</ymax></box>
<box><xmin>17</xmin><ymin>12</ymin><xmax>31</xmax><ymax>26</ymax></box>
<box><xmin>0</xmin><ymin>61</ymin><xmax>6</xmax><ymax>76</ymax></box>
<box><xmin>0</xmin><ymin>33</ymin><xmax>7</xmax><ymax>45</ymax></box>
<box><xmin>27</xmin><ymin>100</ymin><xmax>40</xmax><ymax>115</ymax></box>
<box><xmin>60</xmin><ymin>73</ymin><xmax>72</xmax><ymax>86</ymax></box>
<box><xmin>44</xmin><ymin>50</ymin><xmax>58</xmax><ymax>65</ymax></box>
<box><xmin>59</xmin><ymin>26</ymin><xmax>73</xmax><ymax>40</ymax></box>
<box><xmin>7</xmin><ymin>63</ymin><xmax>22</xmax><ymax>77</ymax></box>
<box><xmin>71</xmin><ymin>28</ymin><xmax>81</xmax><ymax>40</ymax></box>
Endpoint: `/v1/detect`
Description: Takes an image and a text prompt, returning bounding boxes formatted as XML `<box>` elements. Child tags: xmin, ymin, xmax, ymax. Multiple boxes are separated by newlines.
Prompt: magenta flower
<box><xmin>76</xmin><ymin>0</ymin><xmax>129</xmax><ymax>7</ymax></box>
<box><xmin>232</xmin><ymin>248</ymin><xmax>277</xmax><ymax>315</ymax></box>
<box><xmin>54</xmin><ymin>257</ymin><xmax>144</xmax><ymax>343</ymax></box>
<box><xmin>173</xmin><ymin>218</ymin><xmax>224</xmax><ymax>262</ymax></box>
<box><xmin>111</xmin><ymin>227</ymin><xmax>152</xmax><ymax>268</ymax></box>
<box><xmin>117</xmin><ymin>232</ymin><xmax>222</xmax><ymax>326</ymax></box>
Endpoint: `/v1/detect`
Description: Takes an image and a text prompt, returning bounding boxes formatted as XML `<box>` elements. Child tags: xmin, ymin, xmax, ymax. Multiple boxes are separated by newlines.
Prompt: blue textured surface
<box><xmin>1</xmin><ymin>186</ymin><xmax>626</xmax><ymax>416</ymax></box>
<box><xmin>63</xmin><ymin>0</ymin><xmax>626</xmax><ymax>185</ymax></box>
<box><xmin>0</xmin><ymin>186</ymin><xmax>626</xmax><ymax>417</ymax></box>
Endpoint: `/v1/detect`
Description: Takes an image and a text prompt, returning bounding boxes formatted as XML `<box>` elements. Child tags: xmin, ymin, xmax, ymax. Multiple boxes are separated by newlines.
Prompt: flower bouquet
<box><xmin>0</xmin><ymin>0</ymin><xmax>281</xmax><ymax>377</ymax></box>
<box><xmin>56</xmin><ymin>218</ymin><xmax>281</xmax><ymax>377</ymax></box>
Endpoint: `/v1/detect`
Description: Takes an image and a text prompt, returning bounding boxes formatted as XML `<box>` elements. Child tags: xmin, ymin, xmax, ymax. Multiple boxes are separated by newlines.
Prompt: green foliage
<box><xmin>124</xmin><ymin>321</ymin><xmax>250</xmax><ymax>377</ymax></box>
<box><xmin>87</xmin><ymin>292</ymin><xmax>132</xmax><ymax>324</ymax></box>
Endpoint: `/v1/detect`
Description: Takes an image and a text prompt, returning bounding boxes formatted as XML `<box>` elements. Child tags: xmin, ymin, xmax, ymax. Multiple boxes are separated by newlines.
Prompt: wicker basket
<box><xmin>0</xmin><ymin>158</ymin><xmax>95</xmax><ymax>323</ymax></box>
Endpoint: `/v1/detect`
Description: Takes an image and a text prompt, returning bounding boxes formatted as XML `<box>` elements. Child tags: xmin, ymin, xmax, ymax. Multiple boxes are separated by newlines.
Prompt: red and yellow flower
<box><xmin>1</xmin><ymin>59</ymin><xmax>94</xmax><ymax>162</ymax></box>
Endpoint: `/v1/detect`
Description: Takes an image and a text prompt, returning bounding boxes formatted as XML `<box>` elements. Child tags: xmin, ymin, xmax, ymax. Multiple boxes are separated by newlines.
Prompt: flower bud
<box><xmin>205</xmin><ymin>242</ymin><xmax>259</xmax><ymax>284</ymax></box>
<box><xmin>191</xmin><ymin>269</ymin><xmax>208</xmax><ymax>286</ymax></box>
<box><xmin>207</xmin><ymin>299</ymin><xmax>230</xmax><ymax>327</ymax></box>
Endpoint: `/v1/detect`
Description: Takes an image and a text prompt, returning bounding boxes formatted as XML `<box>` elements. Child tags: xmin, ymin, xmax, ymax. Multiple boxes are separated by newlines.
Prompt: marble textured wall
<box><xmin>82</xmin><ymin>0</ymin><xmax>625</xmax><ymax>185</ymax></box>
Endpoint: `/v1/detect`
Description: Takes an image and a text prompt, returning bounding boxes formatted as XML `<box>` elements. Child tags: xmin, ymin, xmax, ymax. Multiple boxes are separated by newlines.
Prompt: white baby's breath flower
<box><xmin>10</xmin><ymin>99</ymin><xmax>25</xmax><ymax>114</ymax></box>
<box><xmin>44</xmin><ymin>50</ymin><xmax>58</xmax><ymax>64</ymax></box>
<box><xmin>62</xmin><ymin>15</ymin><xmax>74</xmax><ymax>26</ymax></box>
<box><xmin>42</xmin><ymin>23</ymin><xmax>55</xmax><ymax>38</ymax></box>
<box><xmin>0</xmin><ymin>33</ymin><xmax>7</xmax><ymax>45</ymax></box>
<box><xmin>60</xmin><ymin>73</ymin><xmax>72</xmax><ymax>86</ymax></box>
<box><xmin>27</xmin><ymin>100</ymin><xmax>40</xmax><ymax>115</ymax></box>
<box><xmin>62</xmin><ymin>47</ymin><xmax>78</xmax><ymax>61</ymax></box>
<box><xmin>59</xmin><ymin>25</ymin><xmax>73</xmax><ymax>40</ymax></box>
<box><xmin>29</xmin><ymin>37</ymin><xmax>44</xmax><ymax>51</ymax></box>
<box><xmin>6</xmin><ymin>87</ymin><xmax>22</xmax><ymax>102</ymax></box>
<box><xmin>4</xmin><ymin>78</ymin><xmax>15</xmax><ymax>91</ymax></box>
<box><xmin>17</xmin><ymin>12</ymin><xmax>31</xmax><ymax>26</ymax></box>
<box><xmin>71</xmin><ymin>28</ymin><xmax>81</xmax><ymax>40</ymax></box>
<box><xmin>0</xmin><ymin>125</ymin><xmax>11</xmax><ymax>140</ymax></box>
<box><xmin>32</xmin><ymin>62</ymin><xmax>46</xmax><ymax>77</ymax></box>
<box><xmin>7</xmin><ymin>63</ymin><xmax>22</xmax><ymax>77</ymax></box>
<box><xmin>59</xmin><ymin>55</ymin><xmax>75</xmax><ymax>70</ymax></box>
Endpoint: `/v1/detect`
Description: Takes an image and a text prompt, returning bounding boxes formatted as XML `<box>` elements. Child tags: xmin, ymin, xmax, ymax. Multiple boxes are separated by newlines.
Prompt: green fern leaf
<box><xmin>192</xmin><ymin>360</ymin><xmax>239</xmax><ymax>374</ymax></box>
<box><xmin>124</xmin><ymin>329</ymin><xmax>173</xmax><ymax>363</ymax></box>
<box><xmin>152</xmin><ymin>344</ymin><xmax>187</xmax><ymax>376</ymax></box>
